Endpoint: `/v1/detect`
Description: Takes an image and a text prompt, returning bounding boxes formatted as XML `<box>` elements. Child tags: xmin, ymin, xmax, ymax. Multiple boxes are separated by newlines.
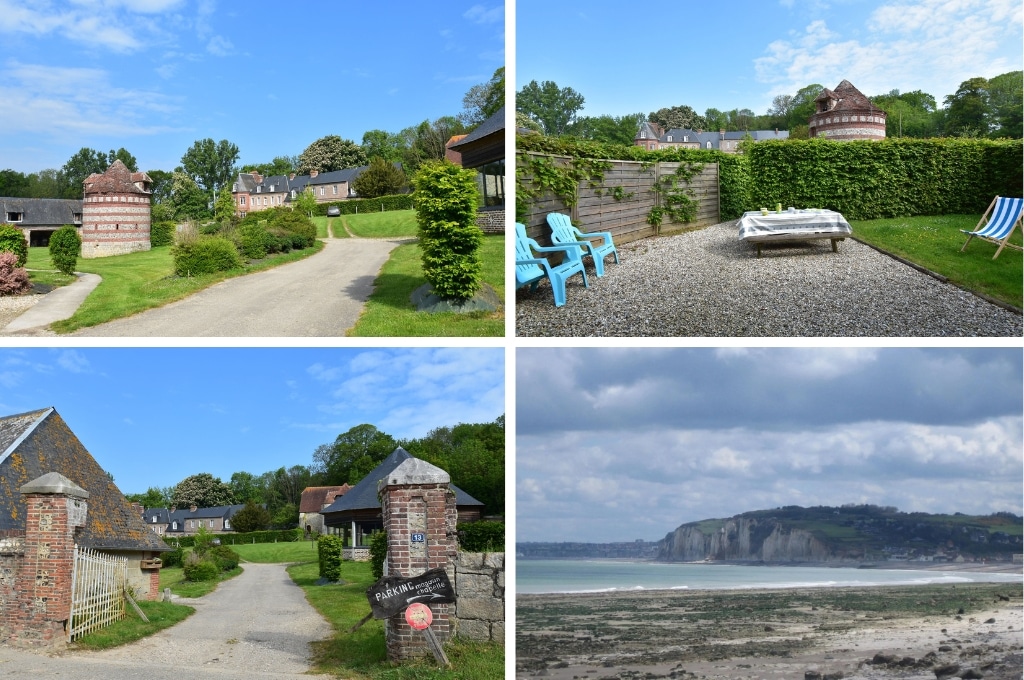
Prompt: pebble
<box><xmin>516</xmin><ymin>221</ymin><xmax>1023</xmax><ymax>337</ymax></box>
<box><xmin>0</xmin><ymin>293</ymin><xmax>42</xmax><ymax>330</ymax></box>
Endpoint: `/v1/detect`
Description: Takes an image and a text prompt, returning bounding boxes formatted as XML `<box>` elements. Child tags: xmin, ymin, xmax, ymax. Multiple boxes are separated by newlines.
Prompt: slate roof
<box><xmin>637</xmin><ymin>126</ymin><xmax>789</xmax><ymax>149</ymax></box>
<box><xmin>0</xmin><ymin>198</ymin><xmax>82</xmax><ymax>227</ymax></box>
<box><xmin>320</xmin><ymin>447</ymin><xmax>483</xmax><ymax>526</ymax></box>
<box><xmin>299</xmin><ymin>485</ymin><xmax>351</xmax><ymax>513</ymax></box>
<box><xmin>0</xmin><ymin>407</ymin><xmax>169</xmax><ymax>552</ymax></box>
<box><xmin>451</xmin><ymin>106</ymin><xmax>505</xmax><ymax>149</ymax></box>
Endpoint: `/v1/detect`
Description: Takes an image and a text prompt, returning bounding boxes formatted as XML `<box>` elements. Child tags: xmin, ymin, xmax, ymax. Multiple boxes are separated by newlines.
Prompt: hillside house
<box><xmin>298</xmin><ymin>485</ymin><xmax>351</xmax><ymax>536</ymax></box>
<box><xmin>808</xmin><ymin>80</ymin><xmax>887</xmax><ymax>140</ymax></box>
<box><xmin>142</xmin><ymin>504</ymin><xmax>246</xmax><ymax>536</ymax></box>
<box><xmin>231</xmin><ymin>164</ymin><xmax>404</xmax><ymax>218</ymax></box>
<box><xmin>0</xmin><ymin>407</ymin><xmax>169</xmax><ymax>601</ymax></box>
<box><xmin>635</xmin><ymin>122</ymin><xmax>789</xmax><ymax>152</ymax></box>
<box><xmin>320</xmin><ymin>447</ymin><xmax>484</xmax><ymax>560</ymax></box>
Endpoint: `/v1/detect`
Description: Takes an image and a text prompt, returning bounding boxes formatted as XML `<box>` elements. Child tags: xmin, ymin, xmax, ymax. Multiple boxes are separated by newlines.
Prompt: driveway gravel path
<box><xmin>516</xmin><ymin>220</ymin><xmax>1023</xmax><ymax>337</ymax></box>
<box><xmin>0</xmin><ymin>563</ymin><xmax>333</xmax><ymax>679</ymax></box>
<box><xmin>71</xmin><ymin>237</ymin><xmax>403</xmax><ymax>337</ymax></box>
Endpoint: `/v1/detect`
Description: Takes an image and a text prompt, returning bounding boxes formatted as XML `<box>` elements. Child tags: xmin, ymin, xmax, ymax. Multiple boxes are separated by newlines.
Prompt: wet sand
<box><xmin>516</xmin><ymin>582</ymin><xmax>1023</xmax><ymax>679</ymax></box>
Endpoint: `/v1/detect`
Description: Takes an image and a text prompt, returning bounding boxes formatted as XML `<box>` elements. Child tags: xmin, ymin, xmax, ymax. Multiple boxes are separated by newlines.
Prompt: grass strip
<box><xmin>25</xmin><ymin>241</ymin><xmax>324</xmax><ymax>333</ymax></box>
<box><xmin>159</xmin><ymin>565</ymin><xmax>242</xmax><ymax>598</ymax></box>
<box><xmin>349</xmin><ymin>234</ymin><xmax>504</xmax><ymax>337</ymax></box>
<box><xmin>72</xmin><ymin>599</ymin><xmax>194</xmax><ymax>650</ymax></box>
<box><xmin>342</xmin><ymin>209</ymin><xmax>419</xmax><ymax>238</ymax></box>
<box><xmin>850</xmin><ymin>214</ymin><xmax>1022</xmax><ymax>309</ymax></box>
<box><xmin>288</xmin><ymin>560</ymin><xmax>503</xmax><ymax>680</ymax></box>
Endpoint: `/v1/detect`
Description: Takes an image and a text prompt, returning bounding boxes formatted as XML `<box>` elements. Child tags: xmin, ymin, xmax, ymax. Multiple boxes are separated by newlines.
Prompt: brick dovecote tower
<box><xmin>80</xmin><ymin>160</ymin><xmax>152</xmax><ymax>258</ymax></box>
<box><xmin>808</xmin><ymin>80</ymin><xmax>887</xmax><ymax>141</ymax></box>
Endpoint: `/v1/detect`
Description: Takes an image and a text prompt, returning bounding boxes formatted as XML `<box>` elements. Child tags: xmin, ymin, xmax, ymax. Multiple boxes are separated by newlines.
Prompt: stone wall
<box><xmin>476</xmin><ymin>208</ymin><xmax>505</xmax><ymax>234</ymax></box>
<box><xmin>453</xmin><ymin>551</ymin><xmax>504</xmax><ymax>643</ymax></box>
<box><xmin>80</xmin><ymin>194</ymin><xmax>152</xmax><ymax>258</ymax></box>
<box><xmin>0</xmin><ymin>534</ymin><xmax>24</xmax><ymax>643</ymax></box>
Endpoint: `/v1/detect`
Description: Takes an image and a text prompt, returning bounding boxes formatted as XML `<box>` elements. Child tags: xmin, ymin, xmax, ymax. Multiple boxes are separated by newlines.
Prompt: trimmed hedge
<box><xmin>746</xmin><ymin>138</ymin><xmax>1024</xmax><ymax>220</ymax></box>
<box><xmin>172</xmin><ymin>235</ymin><xmax>242</xmax><ymax>276</ymax></box>
<box><xmin>150</xmin><ymin>221</ymin><xmax>176</xmax><ymax>247</ymax></box>
<box><xmin>317</xmin><ymin>534</ymin><xmax>343</xmax><ymax>582</ymax></box>
<box><xmin>0</xmin><ymin>224</ymin><xmax>28</xmax><ymax>267</ymax></box>
<box><xmin>517</xmin><ymin>134</ymin><xmax>1023</xmax><ymax>222</ymax></box>
<box><xmin>458</xmin><ymin>520</ymin><xmax>504</xmax><ymax>552</ymax></box>
<box><xmin>369</xmin><ymin>530</ymin><xmax>388</xmax><ymax>581</ymax></box>
<box><xmin>163</xmin><ymin>528</ymin><xmax>303</xmax><ymax>548</ymax></box>
<box><xmin>49</xmin><ymin>225</ymin><xmax>81</xmax><ymax>276</ymax></box>
<box><xmin>314</xmin><ymin>193</ymin><xmax>413</xmax><ymax>216</ymax></box>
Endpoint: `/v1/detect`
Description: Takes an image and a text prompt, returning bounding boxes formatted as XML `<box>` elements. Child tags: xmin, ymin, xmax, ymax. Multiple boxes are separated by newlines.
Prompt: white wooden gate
<box><xmin>68</xmin><ymin>545</ymin><xmax>128</xmax><ymax>642</ymax></box>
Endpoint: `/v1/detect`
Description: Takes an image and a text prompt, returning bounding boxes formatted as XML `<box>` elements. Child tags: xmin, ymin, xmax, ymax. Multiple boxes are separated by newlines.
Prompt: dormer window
<box><xmin>256</xmin><ymin>186</ymin><xmax>262</xmax><ymax>193</ymax></box>
<box><xmin>666</xmin><ymin>135</ymin><xmax>673</xmax><ymax>142</ymax></box>
<box><xmin>6</xmin><ymin>212</ymin><xmax>23</xmax><ymax>222</ymax></box>
<box><xmin>640</xmin><ymin>130</ymin><xmax>647</xmax><ymax>139</ymax></box>
<box><xmin>683</xmin><ymin>135</ymin><xmax>689</xmax><ymax>142</ymax></box>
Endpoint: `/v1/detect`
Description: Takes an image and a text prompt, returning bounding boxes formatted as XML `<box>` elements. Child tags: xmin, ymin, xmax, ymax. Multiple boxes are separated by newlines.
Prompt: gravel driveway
<box><xmin>0</xmin><ymin>563</ymin><xmax>334</xmax><ymax>680</ymax></box>
<box><xmin>71</xmin><ymin>237</ymin><xmax>403</xmax><ymax>337</ymax></box>
<box><xmin>516</xmin><ymin>221</ymin><xmax>1023</xmax><ymax>337</ymax></box>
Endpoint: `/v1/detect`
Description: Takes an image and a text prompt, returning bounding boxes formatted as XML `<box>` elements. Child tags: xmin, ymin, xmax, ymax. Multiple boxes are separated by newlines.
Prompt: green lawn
<box><xmin>850</xmin><ymin>214</ymin><xmax>1022</xmax><ymax>309</ymax></box>
<box><xmin>310</xmin><ymin>216</ymin><xmax>349</xmax><ymax>238</ymax></box>
<box><xmin>349</xmin><ymin>234</ymin><xmax>504</xmax><ymax>337</ymax></box>
<box><xmin>289</xmin><ymin>560</ymin><xmax>503</xmax><ymax>680</ymax></box>
<box><xmin>72</xmin><ymin>599</ymin><xmax>194</xmax><ymax>650</ymax></box>
<box><xmin>341</xmin><ymin>209</ymin><xmax>418</xmax><ymax>238</ymax></box>
<box><xmin>232</xmin><ymin>540</ymin><xmax>319</xmax><ymax>563</ymax></box>
<box><xmin>159</xmin><ymin>565</ymin><xmax>242</xmax><ymax>598</ymax></box>
<box><xmin>24</xmin><ymin>242</ymin><xmax>323</xmax><ymax>333</ymax></box>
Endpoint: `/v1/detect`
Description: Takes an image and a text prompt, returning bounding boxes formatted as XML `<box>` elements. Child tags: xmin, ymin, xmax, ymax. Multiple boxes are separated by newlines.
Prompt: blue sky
<box><xmin>516</xmin><ymin>0</ymin><xmax>1023</xmax><ymax>121</ymax></box>
<box><xmin>518</xmin><ymin>348</ymin><xmax>1023</xmax><ymax>543</ymax></box>
<box><xmin>0</xmin><ymin>0</ymin><xmax>504</xmax><ymax>174</ymax></box>
<box><xmin>0</xmin><ymin>347</ymin><xmax>504</xmax><ymax>496</ymax></box>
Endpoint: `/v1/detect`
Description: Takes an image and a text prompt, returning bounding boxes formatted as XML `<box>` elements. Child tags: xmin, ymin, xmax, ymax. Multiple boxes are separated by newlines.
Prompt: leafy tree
<box><xmin>147</xmin><ymin>169</ymin><xmax>174</xmax><ymax>205</ymax></box>
<box><xmin>872</xmin><ymin>89</ymin><xmax>939</xmax><ymax>138</ymax></box>
<box><xmin>944</xmin><ymin>77</ymin><xmax>990</xmax><ymax>136</ymax></box>
<box><xmin>0</xmin><ymin>169</ymin><xmax>30</xmax><ymax>197</ymax></box>
<box><xmin>26</xmin><ymin>169</ymin><xmax>64</xmax><ymax>198</ymax></box>
<box><xmin>789</xmin><ymin>84</ymin><xmax>824</xmax><ymax>129</ymax></box>
<box><xmin>412</xmin><ymin>160</ymin><xmax>482</xmax><ymax>301</ymax></box>
<box><xmin>986</xmin><ymin>70</ymin><xmax>1023</xmax><ymax>139</ymax></box>
<box><xmin>517</xmin><ymin>80</ymin><xmax>585</xmax><ymax>136</ymax></box>
<box><xmin>648</xmin><ymin>104</ymin><xmax>707</xmax><ymax>131</ymax></box>
<box><xmin>48</xmin><ymin>225</ymin><xmax>81</xmax><ymax>275</ymax></box>
<box><xmin>352</xmin><ymin>157</ymin><xmax>407</xmax><ymax>198</ymax></box>
<box><xmin>107</xmin><ymin>148</ymin><xmax>138</xmax><ymax>172</ymax></box>
<box><xmin>570</xmin><ymin>113</ymin><xmax>646</xmax><ymax>145</ymax></box>
<box><xmin>169</xmin><ymin>171</ymin><xmax>209</xmax><ymax>220</ymax></box>
<box><xmin>292</xmin><ymin>187</ymin><xmax>318</xmax><ymax>218</ymax></box>
<box><xmin>516</xmin><ymin>111</ymin><xmax>543</xmax><ymax>133</ymax></box>
<box><xmin>213</xmin><ymin>183</ymin><xmax>236</xmax><ymax>223</ymax></box>
<box><xmin>171</xmin><ymin>472</ymin><xmax>235</xmax><ymax>508</ymax></box>
<box><xmin>461</xmin><ymin>66</ymin><xmax>505</xmax><ymax>125</ymax></box>
<box><xmin>60</xmin><ymin>147</ymin><xmax>108</xmax><ymax>199</ymax></box>
<box><xmin>240</xmin><ymin>156</ymin><xmax>297</xmax><ymax>177</ymax></box>
<box><xmin>230</xmin><ymin>499</ymin><xmax>271</xmax><ymax>533</ymax></box>
<box><xmin>229</xmin><ymin>471</ymin><xmax>265</xmax><ymax>504</ymax></box>
<box><xmin>361</xmin><ymin>129</ymin><xmax>406</xmax><ymax>163</ymax></box>
<box><xmin>411</xmin><ymin>117</ymin><xmax>467</xmax><ymax>166</ymax></box>
<box><xmin>125</xmin><ymin>486</ymin><xmax>173</xmax><ymax>508</ymax></box>
<box><xmin>313</xmin><ymin>424</ymin><xmax>397</xmax><ymax>486</ymax></box>
<box><xmin>297</xmin><ymin>135</ymin><xmax>367</xmax><ymax>174</ymax></box>
<box><xmin>180</xmin><ymin>138</ymin><xmax>240</xmax><ymax>196</ymax></box>
<box><xmin>703</xmin><ymin>108</ymin><xmax>728</xmax><ymax>132</ymax></box>
<box><xmin>271</xmin><ymin>502</ymin><xmax>298</xmax><ymax>529</ymax></box>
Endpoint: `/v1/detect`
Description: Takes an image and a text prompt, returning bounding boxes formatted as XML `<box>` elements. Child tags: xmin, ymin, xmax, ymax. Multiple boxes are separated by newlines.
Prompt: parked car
<box><xmin>326</xmin><ymin>206</ymin><xmax>341</xmax><ymax>217</ymax></box>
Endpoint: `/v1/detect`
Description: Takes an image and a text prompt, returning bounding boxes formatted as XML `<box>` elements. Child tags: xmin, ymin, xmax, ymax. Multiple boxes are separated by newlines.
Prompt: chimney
<box><xmin>190</xmin><ymin>504</ymin><xmax>198</xmax><ymax>513</ymax></box>
<box><xmin>309</xmin><ymin>169</ymin><xmax>319</xmax><ymax>178</ymax></box>
<box><xmin>170</xmin><ymin>505</ymin><xmax>176</xmax><ymax>513</ymax></box>
<box><xmin>289</xmin><ymin>173</ymin><xmax>296</xmax><ymax>180</ymax></box>
<box><xmin>131</xmin><ymin>502</ymin><xmax>143</xmax><ymax>515</ymax></box>
<box><xmin>720</xmin><ymin>129</ymin><xmax>726</xmax><ymax>140</ymax></box>
<box><xmin>252</xmin><ymin>171</ymin><xmax>262</xmax><ymax>184</ymax></box>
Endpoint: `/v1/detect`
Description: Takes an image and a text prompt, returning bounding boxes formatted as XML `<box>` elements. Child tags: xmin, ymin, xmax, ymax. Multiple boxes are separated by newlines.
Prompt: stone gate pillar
<box><xmin>8</xmin><ymin>472</ymin><xmax>88</xmax><ymax>647</ymax></box>
<box><xmin>378</xmin><ymin>458</ymin><xmax>458</xmax><ymax>661</ymax></box>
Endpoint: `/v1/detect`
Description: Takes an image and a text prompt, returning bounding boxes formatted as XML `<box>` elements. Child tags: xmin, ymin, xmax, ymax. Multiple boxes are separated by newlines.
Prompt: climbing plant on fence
<box><xmin>746</xmin><ymin>137</ymin><xmax>1023</xmax><ymax>220</ymax></box>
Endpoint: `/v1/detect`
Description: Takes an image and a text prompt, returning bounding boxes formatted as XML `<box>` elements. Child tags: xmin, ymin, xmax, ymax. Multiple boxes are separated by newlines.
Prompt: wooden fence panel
<box><xmin>68</xmin><ymin>545</ymin><xmax>128</xmax><ymax>642</ymax></box>
<box><xmin>518</xmin><ymin>152</ymin><xmax>720</xmax><ymax>248</ymax></box>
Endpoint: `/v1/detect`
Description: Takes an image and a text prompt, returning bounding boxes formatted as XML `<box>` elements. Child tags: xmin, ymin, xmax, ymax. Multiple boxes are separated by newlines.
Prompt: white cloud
<box><xmin>463</xmin><ymin>4</ymin><xmax>502</xmax><ymax>24</ymax></box>
<box><xmin>206</xmin><ymin>34</ymin><xmax>232</xmax><ymax>56</ymax></box>
<box><xmin>0</xmin><ymin>0</ymin><xmax>182</xmax><ymax>52</ymax></box>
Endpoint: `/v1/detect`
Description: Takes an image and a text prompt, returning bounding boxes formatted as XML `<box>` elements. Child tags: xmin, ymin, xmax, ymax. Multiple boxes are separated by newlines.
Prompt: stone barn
<box><xmin>808</xmin><ymin>80</ymin><xmax>887</xmax><ymax>140</ymax></box>
<box><xmin>80</xmin><ymin>160</ymin><xmax>153</xmax><ymax>258</ymax></box>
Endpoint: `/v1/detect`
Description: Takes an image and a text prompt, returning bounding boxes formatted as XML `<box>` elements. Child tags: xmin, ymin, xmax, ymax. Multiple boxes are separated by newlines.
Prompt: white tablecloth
<box><xmin>738</xmin><ymin>209</ymin><xmax>852</xmax><ymax>242</ymax></box>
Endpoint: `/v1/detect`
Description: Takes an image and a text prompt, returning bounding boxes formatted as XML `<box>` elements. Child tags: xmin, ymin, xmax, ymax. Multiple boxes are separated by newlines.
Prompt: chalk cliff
<box><xmin>658</xmin><ymin>517</ymin><xmax>833</xmax><ymax>563</ymax></box>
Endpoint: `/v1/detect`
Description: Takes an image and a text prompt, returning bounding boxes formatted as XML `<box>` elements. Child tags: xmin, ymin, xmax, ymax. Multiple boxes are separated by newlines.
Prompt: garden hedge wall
<box><xmin>517</xmin><ymin>134</ymin><xmax>1022</xmax><ymax>223</ymax></box>
<box><xmin>315</xmin><ymin>193</ymin><xmax>413</xmax><ymax>216</ymax></box>
<box><xmin>163</xmin><ymin>527</ymin><xmax>303</xmax><ymax>547</ymax></box>
<box><xmin>746</xmin><ymin>138</ymin><xmax>1023</xmax><ymax>220</ymax></box>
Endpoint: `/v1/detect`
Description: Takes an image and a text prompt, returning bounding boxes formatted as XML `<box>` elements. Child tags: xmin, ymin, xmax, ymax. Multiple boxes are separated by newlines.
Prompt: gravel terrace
<box><xmin>515</xmin><ymin>221</ymin><xmax>1023</xmax><ymax>337</ymax></box>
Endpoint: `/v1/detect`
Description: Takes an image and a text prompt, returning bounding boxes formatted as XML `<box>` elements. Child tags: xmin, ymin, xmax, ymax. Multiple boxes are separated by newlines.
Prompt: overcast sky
<box><xmin>517</xmin><ymin>0</ymin><xmax>1022</xmax><ymax>120</ymax></box>
<box><xmin>0</xmin><ymin>347</ymin><xmax>504</xmax><ymax>495</ymax></box>
<box><xmin>517</xmin><ymin>348</ymin><xmax>1023</xmax><ymax>543</ymax></box>
<box><xmin>0</xmin><ymin>0</ymin><xmax>503</xmax><ymax>173</ymax></box>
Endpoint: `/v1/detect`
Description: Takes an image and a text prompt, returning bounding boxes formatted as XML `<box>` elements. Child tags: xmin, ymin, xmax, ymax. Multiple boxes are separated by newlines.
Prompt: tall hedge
<box><xmin>746</xmin><ymin>138</ymin><xmax>1022</xmax><ymax>220</ymax></box>
<box><xmin>317</xmin><ymin>534</ymin><xmax>343</xmax><ymax>582</ymax></box>
<box><xmin>412</xmin><ymin>160</ymin><xmax>483</xmax><ymax>301</ymax></box>
<box><xmin>315</xmin><ymin>193</ymin><xmax>413</xmax><ymax>216</ymax></box>
<box><xmin>0</xmin><ymin>225</ymin><xmax>28</xmax><ymax>267</ymax></box>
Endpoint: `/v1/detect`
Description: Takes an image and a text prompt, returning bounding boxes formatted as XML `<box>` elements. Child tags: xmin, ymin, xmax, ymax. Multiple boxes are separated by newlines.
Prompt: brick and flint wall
<box><xmin>80</xmin><ymin>192</ymin><xmax>152</xmax><ymax>258</ymax></box>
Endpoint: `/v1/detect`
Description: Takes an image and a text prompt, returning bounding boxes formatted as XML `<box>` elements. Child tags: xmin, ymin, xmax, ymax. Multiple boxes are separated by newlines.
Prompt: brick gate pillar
<box><xmin>378</xmin><ymin>458</ymin><xmax>458</xmax><ymax>661</ymax></box>
<box><xmin>8</xmin><ymin>472</ymin><xmax>89</xmax><ymax>647</ymax></box>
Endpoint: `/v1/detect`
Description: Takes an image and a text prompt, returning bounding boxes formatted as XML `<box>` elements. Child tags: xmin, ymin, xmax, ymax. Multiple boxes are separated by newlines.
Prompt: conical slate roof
<box><xmin>0</xmin><ymin>407</ymin><xmax>169</xmax><ymax>552</ymax></box>
<box><xmin>320</xmin><ymin>447</ymin><xmax>482</xmax><ymax>526</ymax></box>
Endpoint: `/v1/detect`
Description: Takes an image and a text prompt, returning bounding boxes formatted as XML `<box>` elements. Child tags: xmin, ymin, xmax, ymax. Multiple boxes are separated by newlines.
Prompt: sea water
<box><xmin>516</xmin><ymin>559</ymin><xmax>1024</xmax><ymax>594</ymax></box>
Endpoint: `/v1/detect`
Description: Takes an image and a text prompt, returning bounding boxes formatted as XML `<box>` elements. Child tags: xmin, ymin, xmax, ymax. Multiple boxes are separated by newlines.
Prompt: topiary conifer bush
<box><xmin>411</xmin><ymin>160</ymin><xmax>482</xmax><ymax>302</ymax></box>
<box><xmin>48</xmin><ymin>225</ymin><xmax>81</xmax><ymax>276</ymax></box>
<box><xmin>0</xmin><ymin>225</ymin><xmax>28</xmax><ymax>267</ymax></box>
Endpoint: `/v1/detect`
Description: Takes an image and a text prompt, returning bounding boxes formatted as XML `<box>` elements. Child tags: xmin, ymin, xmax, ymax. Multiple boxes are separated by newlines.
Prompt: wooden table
<box><xmin>738</xmin><ymin>209</ymin><xmax>853</xmax><ymax>257</ymax></box>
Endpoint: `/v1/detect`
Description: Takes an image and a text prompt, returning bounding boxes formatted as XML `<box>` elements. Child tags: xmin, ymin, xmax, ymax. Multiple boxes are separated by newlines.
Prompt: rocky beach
<box><xmin>516</xmin><ymin>582</ymin><xmax>1023</xmax><ymax>680</ymax></box>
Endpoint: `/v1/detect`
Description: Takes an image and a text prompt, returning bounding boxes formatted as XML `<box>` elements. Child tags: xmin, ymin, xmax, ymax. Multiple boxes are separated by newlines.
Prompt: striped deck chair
<box><xmin>959</xmin><ymin>196</ymin><xmax>1024</xmax><ymax>260</ymax></box>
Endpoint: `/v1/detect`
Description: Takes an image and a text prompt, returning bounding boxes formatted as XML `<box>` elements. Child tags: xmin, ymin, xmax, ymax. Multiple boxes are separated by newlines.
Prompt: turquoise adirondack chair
<box><xmin>547</xmin><ymin>212</ymin><xmax>619</xmax><ymax>276</ymax></box>
<box><xmin>516</xmin><ymin>222</ymin><xmax>588</xmax><ymax>307</ymax></box>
